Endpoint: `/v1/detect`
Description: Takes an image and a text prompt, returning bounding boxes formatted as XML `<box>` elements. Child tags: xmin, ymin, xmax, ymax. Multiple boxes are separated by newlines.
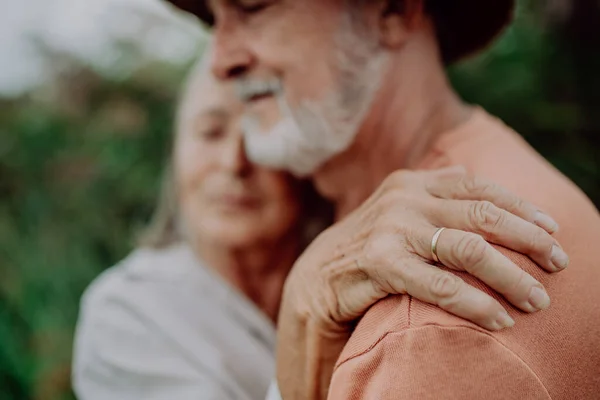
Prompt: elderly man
<box><xmin>167</xmin><ymin>0</ymin><xmax>600</xmax><ymax>399</ymax></box>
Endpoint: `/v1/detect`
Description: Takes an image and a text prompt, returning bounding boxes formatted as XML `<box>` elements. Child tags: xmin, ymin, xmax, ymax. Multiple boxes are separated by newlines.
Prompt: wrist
<box><xmin>276</xmin><ymin>305</ymin><xmax>349</xmax><ymax>400</ymax></box>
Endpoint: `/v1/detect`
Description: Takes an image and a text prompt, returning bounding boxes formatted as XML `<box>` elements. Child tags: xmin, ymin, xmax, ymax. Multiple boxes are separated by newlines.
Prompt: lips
<box><xmin>216</xmin><ymin>193</ymin><xmax>262</xmax><ymax>210</ymax></box>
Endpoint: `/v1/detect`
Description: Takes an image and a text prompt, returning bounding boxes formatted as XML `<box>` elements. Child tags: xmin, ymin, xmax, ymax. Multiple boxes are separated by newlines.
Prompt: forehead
<box><xmin>181</xmin><ymin>69</ymin><xmax>243</xmax><ymax>122</ymax></box>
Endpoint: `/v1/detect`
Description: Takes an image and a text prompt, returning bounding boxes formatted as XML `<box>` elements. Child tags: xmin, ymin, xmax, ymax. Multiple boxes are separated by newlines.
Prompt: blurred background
<box><xmin>0</xmin><ymin>0</ymin><xmax>598</xmax><ymax>399</ymax></box>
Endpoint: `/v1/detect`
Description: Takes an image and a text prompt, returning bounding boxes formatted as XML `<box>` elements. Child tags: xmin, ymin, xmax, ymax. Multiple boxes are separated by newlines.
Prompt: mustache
<box><xmin>234</xmin><ymin>77</ymin><xmax>284</xmax><ymax>102</ymax></box>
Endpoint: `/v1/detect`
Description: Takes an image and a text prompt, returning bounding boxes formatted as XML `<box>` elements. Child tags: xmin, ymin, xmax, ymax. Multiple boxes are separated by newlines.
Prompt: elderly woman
<box><xmin>72</xmin><ymin>57</ymin><xmax>332</xmax><ymax>400</ymax></box>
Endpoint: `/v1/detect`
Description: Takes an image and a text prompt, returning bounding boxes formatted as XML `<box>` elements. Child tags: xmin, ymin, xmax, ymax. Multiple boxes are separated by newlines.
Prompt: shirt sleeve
<box><xmin>328</xmin><ymin>325</ymin><xmax>551</xmax><ymax>400</ymax></box>
<box><xmin>72</xmin><ymin>275</ymin><xmax>233</xmax><ymax>400</ymax></box>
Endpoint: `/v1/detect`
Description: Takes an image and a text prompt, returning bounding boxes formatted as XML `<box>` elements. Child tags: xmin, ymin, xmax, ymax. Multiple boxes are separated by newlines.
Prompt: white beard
<box><xmin>242</xmin><ymin>94</ymin><xmax>366</xmax><ymax>178</ymax></box>
<box><xmin>243</xmin><ymin>113</ymin><xmax>314</xmax><ymax>177</ymax></box>
<box><xmin>242</xmin><ymin>14</ymin><xmax>385</xmax><ymax>177</ymax></box>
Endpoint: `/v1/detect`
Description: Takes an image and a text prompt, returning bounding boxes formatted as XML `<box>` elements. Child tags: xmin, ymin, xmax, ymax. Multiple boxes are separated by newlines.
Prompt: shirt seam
<box><xmin>407</xmin><ymin>296</ymin><xmax>412</xmax><ymax>328</ymax></box>
<box><xmin>334</xmin><ymin>324</ymin><xmax>552</xmax><ymax>399</ymax></box>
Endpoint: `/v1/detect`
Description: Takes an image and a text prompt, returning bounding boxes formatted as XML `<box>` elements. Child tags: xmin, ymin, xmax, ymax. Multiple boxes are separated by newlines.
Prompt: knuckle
<box><xmin>460</xmin><ymin>175</ymin><xmax>483</xmax><ymax>195</ymax></box>
<box><xmin>454</xmin><ymin>233</ymin><xmax>488</xmax><ymax>268</ymax></box>
<box><xmin>377</xmin><ymin>188</ymin><xmax>417</xmax><ymax>216</ymax></box>
<box><xmin>479</xmin><ymin>180</ymin><xmax>498</xmax><ymax>198</ymax></box>
<box><xmin>511</xmin><ymin>196</ymin><xmax>526</xmax><ymax>212</ymax></box>
<box><xmin>363</xmin><ymin>234</ymin><xmax>394</xmax><ymax>269</ymax></box>
<box><xmin>454</xmin><ymin>165</ymin><xmax>468</xmax><ymax>175</ymax></box>
<box><xmin>383</xmin><ymin>170</ymin><xmax>414</xmax><ymax>190</ymax></box>
<box><xmin>379</xmin><ymin>187</ymin><xmax>402</xmax><ymax>207</ymax></box>
<box><xmin>461</xmin><ymin>175</ymin><xmax>498</xmax><ymax>198</ymax></box>
<box><xmin>527</xmin><ymin>227</ymin><xmax>552</xmax><ymax>253</ymax></box>
<box><xmin>513</xmin><ymin>269</ymin><xmax>531</xmax><ymax>296</ymax></box>
<box><xmin>430</xmin><ymin>273</ymin><xmax>462</xmax><ymax>301</ymax></box>
<box><xmin>469</xmin><ymin>201</ymin><xmax>503</xmax><ymax>232</ymax></box>
<box><xmin>402</xmin><ymin>225</ymin><xmax>425</xmax><ymax>256</ymax></box>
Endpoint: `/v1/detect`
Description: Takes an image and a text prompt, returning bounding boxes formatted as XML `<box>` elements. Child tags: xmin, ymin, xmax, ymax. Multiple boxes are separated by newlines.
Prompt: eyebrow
<box><xmin>207</xmin><ymin>0</ymin><xmax>243</xmax><ymax>13</ymax></box>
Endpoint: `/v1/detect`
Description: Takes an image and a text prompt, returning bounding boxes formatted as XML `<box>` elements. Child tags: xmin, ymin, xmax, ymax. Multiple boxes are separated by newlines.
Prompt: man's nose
<box><xmin>211</xmin><ymin>22</ymin><xmax>254</xmax><ymax>80</ymax></box>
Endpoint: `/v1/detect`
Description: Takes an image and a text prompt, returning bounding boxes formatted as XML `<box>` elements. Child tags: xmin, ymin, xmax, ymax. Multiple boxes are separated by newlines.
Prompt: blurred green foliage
<box><xmin>449</xmin><ymin>0</ymin><xmax>600</xmax><ymax>203</ymax></box>
<box><xmin>0</xmin><ymin>61</ymin><xmax>188</xmax><ymax>399</ymax></box>
<box><xmin>0</xmin><ymin>2</ymin><xmax>598</xmax><ymax>400</ymax></box>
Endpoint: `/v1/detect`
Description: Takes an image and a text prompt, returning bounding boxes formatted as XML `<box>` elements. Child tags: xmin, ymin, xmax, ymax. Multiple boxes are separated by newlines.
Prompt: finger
<box><xmin>421</xmin><ymin>165</ymin><xmax>467</xmax><ymax>180</ymax></box>
<box><xmin>432</xmin><ymin>199</ymin><xmax>569</xmax><ymax>272</ymax></box>
<box><xmin>427</xmin><ymin>228</ymin><xmax>551</xmax><ymax>313</ymax></box>
<box><xmin>426</xmin><ymin>173</ymin><xmax>559</xmax><ymax>234</ymax></box>
<box><xmin>400</xmin><ymin>260</ymin><xmax>514</xmax><ymax>331</ymax></box>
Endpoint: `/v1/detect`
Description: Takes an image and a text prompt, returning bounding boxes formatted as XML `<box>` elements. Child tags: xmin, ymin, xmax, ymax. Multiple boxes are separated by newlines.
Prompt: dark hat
<box><xmin>166</xmin><ymin>0</ymin><xmax>515</xmax><ymax>64</ymax></box>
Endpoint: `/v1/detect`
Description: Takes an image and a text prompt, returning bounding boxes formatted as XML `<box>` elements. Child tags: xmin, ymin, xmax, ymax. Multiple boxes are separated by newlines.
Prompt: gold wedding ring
<box><xmin>430</xmin><ymin>227</ymin><xmax>446</xmax><ymax>264</ymax></box>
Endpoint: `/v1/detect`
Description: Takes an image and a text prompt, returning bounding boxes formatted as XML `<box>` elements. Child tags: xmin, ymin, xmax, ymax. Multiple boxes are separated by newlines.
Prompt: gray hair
<box><xmin>137</xmin><ymin>163</ymin><xmax>182</xmax><ymax>249</ymax></box>
<box><xmin>136</xmin><ymin>54</ymin><xmax>210</xmax><ymax>249</ymax></box>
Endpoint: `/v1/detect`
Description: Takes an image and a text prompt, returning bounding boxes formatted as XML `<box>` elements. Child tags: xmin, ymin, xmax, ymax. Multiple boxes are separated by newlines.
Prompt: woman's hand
<box><xmin>275</xmin><ymin>167</ymin><xmax>568</xmax><ymax>400</ymax></box>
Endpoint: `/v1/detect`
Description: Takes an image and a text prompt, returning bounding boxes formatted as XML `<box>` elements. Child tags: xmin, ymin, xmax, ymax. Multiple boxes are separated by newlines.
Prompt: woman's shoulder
<box><xmin>75</xmin><ymin>244</ymin><xmax>216</xmax><ymax>362</ymax></box>
<box><xmin>72</xmin><ymin>247</ymin><xmax>240</xmax><ymax>400</ymax></box>
<box><xmin>73</xmin><ymin>245</ymin><xmax>277</xmax><ymax>400</ymax></box>
<box><xmin>81</xmin><ymin>244</ymin><xmax>197</xmax><ymax>309</ymax></box>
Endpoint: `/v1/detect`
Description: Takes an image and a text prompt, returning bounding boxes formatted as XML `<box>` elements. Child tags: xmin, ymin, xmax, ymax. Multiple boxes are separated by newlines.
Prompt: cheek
<box><xmin>251</xmin><ymin>4</ymin><xmax>343</xmax><ymax>103</ymax></box>
<box><xmin>258</xmin><ymin>174</ymin><xmax>302</xmax><ymax>232</ymax></box>
<box><xmin>175</xmin><ymin>144</ymin><xmax>214</xmax><ymax>209</ymax></box>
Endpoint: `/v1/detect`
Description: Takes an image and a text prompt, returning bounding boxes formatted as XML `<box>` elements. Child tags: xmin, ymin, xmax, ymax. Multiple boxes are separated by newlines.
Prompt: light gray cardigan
<box><xmin>73</xmin><ymin>244</ymin><xmax>279</xmax><ymax>400</ymax></box>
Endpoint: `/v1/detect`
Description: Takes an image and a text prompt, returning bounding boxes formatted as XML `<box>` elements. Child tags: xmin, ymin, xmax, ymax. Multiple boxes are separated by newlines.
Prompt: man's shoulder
<box><xmin>335</xmin><ymin>295</ymin><xmax>482</xmax><ymax>370</ymax></box>
<box><xmin>330</xmin><ymin>321</ymin><xmax>552</xmax><ymax>400</ymax></box>
<box><xmin>444</xmin><ymin>111</ymin><xmax>597</xmax><ymax>222</ymax></box>
<box><xmin>334</xmin><ymin>113</ymin><xmax>600</xmax><ymax>386</ymax></box>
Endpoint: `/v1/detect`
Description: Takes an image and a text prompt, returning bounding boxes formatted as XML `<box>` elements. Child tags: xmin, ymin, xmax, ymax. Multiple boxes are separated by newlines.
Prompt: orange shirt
<box><xmin>328</xmin><ymin>108</ymin><xmax>600</xmax><ymax>399</ymax></box>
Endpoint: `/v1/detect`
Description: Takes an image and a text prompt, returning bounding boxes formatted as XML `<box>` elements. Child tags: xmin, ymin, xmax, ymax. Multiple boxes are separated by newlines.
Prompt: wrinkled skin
<box><xmin>276</xmin><ymin>167</ymin><xmax>564</xmax><ymax>399</ymax></box>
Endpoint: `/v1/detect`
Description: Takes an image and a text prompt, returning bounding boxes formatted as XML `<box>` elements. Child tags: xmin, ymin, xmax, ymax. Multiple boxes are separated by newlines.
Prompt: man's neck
<box><xmin>193</xmin><ymin>233</ymin><xmax>300</xmax><ymax>322</ymax></box>
<box><xmin>314</xmin><ymin>55</ymin><xmax>472</xmax><ymax>219</ymax></box>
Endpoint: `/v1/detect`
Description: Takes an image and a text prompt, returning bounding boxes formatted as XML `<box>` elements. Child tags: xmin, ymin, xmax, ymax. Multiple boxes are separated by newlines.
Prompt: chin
<box><xmin>243</xmin><ymin>114</ymin><xmax>326</xmax><ymax>177</ymax></box>
<box><xmin>212</xmin><ymin>224</ymin><xmax>267</xmax><ymax>248</ymax></box>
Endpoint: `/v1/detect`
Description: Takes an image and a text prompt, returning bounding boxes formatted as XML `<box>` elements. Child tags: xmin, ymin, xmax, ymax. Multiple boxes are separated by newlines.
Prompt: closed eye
<box><xmin>241</xmin><ymin>3</ymin><xmax>268</xmax><ymax>13</ymax></box>
<box><xmin>197</xmin><ymin>127</ymin><xmax>225</xmax><ymax>141</ymax></box>
<box><xmin>236</xmin><ymin>0</ymin><xmax>274</xmax><ymax>15</ymax></box>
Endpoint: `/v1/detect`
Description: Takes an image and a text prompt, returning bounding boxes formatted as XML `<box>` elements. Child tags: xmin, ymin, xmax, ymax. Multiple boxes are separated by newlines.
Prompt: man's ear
<box><xmin>378</xmin><ymin>0</ymin><xmax>423</xmax><ymax>48</ymax></box>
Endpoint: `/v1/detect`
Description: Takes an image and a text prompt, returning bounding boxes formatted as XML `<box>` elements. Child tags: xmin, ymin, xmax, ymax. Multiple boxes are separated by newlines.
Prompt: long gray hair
<box><xmin>137</xmin><ymin>163</ymin><xmax>182</xmax><ymax>249</ymax></box>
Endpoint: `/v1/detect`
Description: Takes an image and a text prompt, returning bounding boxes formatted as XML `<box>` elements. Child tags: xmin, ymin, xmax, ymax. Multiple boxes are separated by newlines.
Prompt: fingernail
<box><xmin>528</xmin><ymin>287</ymin><xmax>551</xmax><ymax>311</ymax></box>
<box><xmin>534</xmin><ymin>211</ymin><xmax>559</xmax><ymax>234</ymax></box>
<box><xmin>496</xmin><ymin>310</ymin><xmax>515</xmax><ymax>329</ymax></box>
<box><xmin>551</xmin><ymin>245</ymin><xmax>569</xmax><ymax>270</ymax></box>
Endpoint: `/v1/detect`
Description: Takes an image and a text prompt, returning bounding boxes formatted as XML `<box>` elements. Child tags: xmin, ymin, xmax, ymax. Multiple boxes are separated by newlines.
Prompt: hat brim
<box><xmin>427</xmin><ymin>0</ymin><xmax>515</xmax><ymax>63</ymax></box>
<box><xmin>166</xmin><ymin>0</ymin><xmax>515</xmax><ymax>64</ymax></box>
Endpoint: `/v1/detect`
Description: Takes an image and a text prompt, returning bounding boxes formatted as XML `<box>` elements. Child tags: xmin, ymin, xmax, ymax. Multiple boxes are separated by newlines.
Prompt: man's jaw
<box><xmin>235</xmin><ymin>77</ymin><xmax>335</xmax><ymax>177</ymax></box>
<box><xmin>235</xmin><ymin>77</ymin><xmax>314</xmax><ymax>176</ymax></box>
<box><xmin>242</xmin><ymin>113</ymin><xmax>318</xmax><ymax>177</ymax></box>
